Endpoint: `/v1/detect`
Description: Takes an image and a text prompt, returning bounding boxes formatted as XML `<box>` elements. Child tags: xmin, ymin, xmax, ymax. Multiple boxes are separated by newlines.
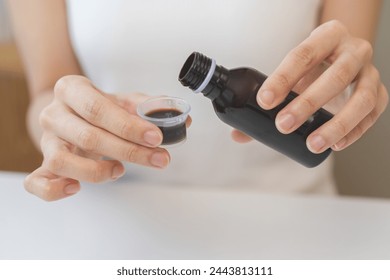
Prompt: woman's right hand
<box><xmin>24</xmin><ymin>75</ymin><xmax>171</xmax><ymax>201</ymax></box>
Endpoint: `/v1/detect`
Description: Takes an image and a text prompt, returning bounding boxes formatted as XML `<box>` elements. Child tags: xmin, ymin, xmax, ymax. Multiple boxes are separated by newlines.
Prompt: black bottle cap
<box><xmin>178</xmin><ymin>52</ymin><xmax>213</xmax><ymax>91</ymax></box>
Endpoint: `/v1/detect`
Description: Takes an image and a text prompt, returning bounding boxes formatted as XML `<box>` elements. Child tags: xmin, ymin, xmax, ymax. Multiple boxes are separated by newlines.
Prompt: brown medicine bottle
<box><xmin>178</xmin><ymin>52</ymin><xmax>333</xmax><ymax>168</ymax></box>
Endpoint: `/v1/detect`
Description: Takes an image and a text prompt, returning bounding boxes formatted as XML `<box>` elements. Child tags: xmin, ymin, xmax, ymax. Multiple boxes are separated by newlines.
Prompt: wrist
<box><xmin>26</xmin><ymin>90</ymin><xmax>53</xmax><ymax>150</ymax></box>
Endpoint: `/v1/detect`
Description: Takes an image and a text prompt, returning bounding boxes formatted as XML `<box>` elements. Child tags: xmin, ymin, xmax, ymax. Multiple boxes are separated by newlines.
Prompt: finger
<box><xmin>24</xmin><ymin>167</ymin><xmax>80</xmax><ymax>201</ymax></box>
<box><xmin>44</xmin><ymin>106</ymin><xmax>171</xmax><ymax>167</ymax></box>
<box><xmin>231</xmin><ymin>130</ymin><xmax>253</xmax><ymax>143</ymax></box>
<box><xmin>54</xmin><ymin>76</ymin><xmax>163</xmax><ymax>147</ymax></box>
<box><xmin>306</xmin><ymin>65</ymin><xmax>381</xmax><ymax>153</ymax></box>
<box><xmin>332</xmin><ymin>83</ymin><xmax>389</xmax><ymax>151</ymax></box>
<box><xmin>292</xmin><ymin>62</ymin><xmax>330</xmax><ymax>94</ymax></box>
<box><xmin>275</xmin><ymin>48</ymin><xmax>366</xmax><ymax>134</ymax></box>
<box><xmin>41</xmin><ymin>134</ymin><xmax>127</xmax><ymax>182</ymax></box>
<box><xmin>185</xmin><ymin>115</ymin><xmax>192</xmax><ymax>128</ymax></box>
<box><xmin>102</xmin><ymin>92</ymin><xmax>150</xmax><ymax>114</ymax></box>
<box><xmin>257</xmin><ymin>20</ymin><xmax>348</xmax><ymax>109</ymax></box>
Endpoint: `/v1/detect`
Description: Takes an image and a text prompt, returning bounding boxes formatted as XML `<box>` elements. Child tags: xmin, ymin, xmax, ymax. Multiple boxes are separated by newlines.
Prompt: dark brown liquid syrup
<box><xmin>146</xmin><ymin>109</ymin><xmax>186</xmax><ymax>145</ymax></box>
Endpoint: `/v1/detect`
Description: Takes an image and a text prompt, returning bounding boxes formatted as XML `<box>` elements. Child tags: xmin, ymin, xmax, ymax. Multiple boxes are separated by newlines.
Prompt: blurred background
<box><xmin>0</xmin><ymin>1</ymin><xmax>389</xmax><ymax>198</ymax></box>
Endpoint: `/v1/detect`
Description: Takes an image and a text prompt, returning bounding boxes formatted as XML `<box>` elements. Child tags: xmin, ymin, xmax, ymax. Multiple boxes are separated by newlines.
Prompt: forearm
<box><xmin>26</xmin><ymin>91</ymin><xmax>53</xmax><ymax>150</ymax></box>
<box><xmin>7</xmin><ymin>0</ymin><xmax>82</xmax><ymax>150</ymax></box>
<box><xmin>320</xmin><ymin>0</ymin><xmax>382</xmax><ymax>43</ymax></box>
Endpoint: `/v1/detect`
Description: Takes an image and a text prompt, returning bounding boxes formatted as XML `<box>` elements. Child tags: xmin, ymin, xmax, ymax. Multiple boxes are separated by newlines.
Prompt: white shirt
<box><xmin>66</xmin><ymin>0</ymin><xmax>336</xmax><ymax>194</ymax></box>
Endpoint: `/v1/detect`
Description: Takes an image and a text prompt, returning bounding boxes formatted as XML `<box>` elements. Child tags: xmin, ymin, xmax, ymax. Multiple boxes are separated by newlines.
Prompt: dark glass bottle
<box><xmin>178</xmin><ymin>52</ymin><xmax>333</xmax><ymax>168</ymax></box>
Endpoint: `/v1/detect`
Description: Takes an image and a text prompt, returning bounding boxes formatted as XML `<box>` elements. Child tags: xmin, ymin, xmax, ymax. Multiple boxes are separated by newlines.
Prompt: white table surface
<box><xmin>1</xmin><ymin>171</ymin><xmax>390</xmax><ymax>260</ymax></box>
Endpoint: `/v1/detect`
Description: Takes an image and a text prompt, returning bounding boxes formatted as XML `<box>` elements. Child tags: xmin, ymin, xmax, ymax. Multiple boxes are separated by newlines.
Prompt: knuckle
<box><xmin>77</xmin><ymin>129</ymin><xmax>99</xmax><ymax>152</ymax></box>
<box><xmin>23</xmin><ymin>175</ymin><xmax>56</xmax><ymax>201</ymax></box>
<box><xmin>292</xmin><ymin>44</ymin><xmax>316</xmax><ymax>68</ymax></box>
<box><xmin>54</xmin><ymin>77</ymin><xmax>68</xmax><ymax>96</ymax></box>
<box><xmin>54</xmin><ymin>76</ymin><xmax>74</xmax><ymax>98</ymax></box>
<box><xmin>330</xmin><ymin>66</ymin><xmax>351</xmax><ymax>88</ymax></box>
<box><xmin>125</xmin><ymin>146</ymin><xmax>139</xmax><ymax>163</ymax></box>
<box><xmin>369</xmin><ymin>66</ymin><xmax>380</xmax><ymax>84</ymax></box>
<box><xmin>300</xmin><ymin>96</ymin><xmax>317</xmax><ymax>113</ymax></box>
<box><xmin>54</xmin><ymin>75</ymin><xmax>90</xmax><ymax>98</ymax></box>
<box><xmin>367</xmin><ymin>110</ymin><xmax>378</xmax><ymax>126</ymax></box>
<box><xmin>39</xmin><ymin>106</ymin><xmax>52</xmax><ymax>129</ymax></box>
<box><xmin>357</xmin><ymin>89</ymin><xmax>377</xmax><ymax>111</ymax></box>
<box><xmin>353</xmin><ymin>123</ymin><xmax>365</xmax><ymax>139</ymax></box>
<box><xmin>23</xmin><ymin>168</ymin><xmax>67</xmax><ymax>202</ymax></box>
<box><xmin>273</xmin><ymin>73</ymin><xmax>291</xmax><ymax>90</ymax></box>
<box><xmin>332</xmin><ymin>119</ymin><xmax>349</xmax><ymax>136</ymax></box>
<box><xmin>39</xmin><ymin>184</ymin><xmax>58</xmax><ymax>202</ymax></box>
<box><xmin>83</xmin><ymin>99</ymin><xmax>104</xmax><ymax>122</ymax></box>
<box><xmin>45</xmin><ymin>151</ymin><xmax>65</xmax><ymax>173</ymax></box>
<box><xmin>326</xmin><ymin>20</ymin><xmax>347</xmax><ymax>35</ymax></box>
<box><xmin>39</xmin><ymin>133</ymin><xmax>55</xmax><ymax>155</ymax></box>
<box><xmin>90</xmin><ymin>163</ymin><xmax>106</xmax><ymax>183</ymax></box>
<box><xmin>120</xmin><ymin>122</ymin><xmax>134</xmax><ymax>139</ymax></box>
<box><xmin>39</xmin><ymin>135</ymin><xmax>47</xmax><ymax>153</ymax></box>
<box><xmin>358</xmin><ymin>39</ymin><xmax>373</xmax><ymax>60</ymax></box>
<box><xmin>23</xmin><ymin>175</ymin><xmax>34</xmax><ymax>194</ymax></box>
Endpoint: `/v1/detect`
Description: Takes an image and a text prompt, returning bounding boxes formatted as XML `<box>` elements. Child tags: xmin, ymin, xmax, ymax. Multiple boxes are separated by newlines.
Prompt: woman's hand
<box><xmin>24</xmin><ymin>75</ymin><xmax>171</xmax><ymax>201</ymax></box>
<box><xmin>233</xmin><ymin>20</ymin><xmax>388</xmax><ymax>152</ymax></box>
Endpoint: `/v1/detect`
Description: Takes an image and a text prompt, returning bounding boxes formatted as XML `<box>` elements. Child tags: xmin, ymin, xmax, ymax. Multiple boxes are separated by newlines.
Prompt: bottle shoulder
<box><xmin>224</xmin><ymin>67</ymin><xmax>266</xmax><ymax>107</ymax></box>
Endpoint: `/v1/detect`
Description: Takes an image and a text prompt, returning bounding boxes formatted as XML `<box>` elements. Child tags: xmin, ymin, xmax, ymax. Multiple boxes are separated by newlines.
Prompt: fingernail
<box><xmin>151</xmin><ymin>152</ymin><xmax>170</xmax><ymax>168</ymax></box>
<box><xmin>276</xmin><ymin>113</ymin><xmax>295</xmax><ymax>132</ymax></box>
<box><xmin>144</xmin><ymin>130</ymin><xmax>162</xmax><ymax>146</ymax></box>
<box><xmin>64</xmin><ymin>183</ymin><xmax>80</xmax><ymax>195</ymax></box>
<box><xmin>333</xmin><ymin>138</ymin><xmax>347</xmax><ymax>151</ymax></box>
<box><xmin>308</xmin><ymin>135</ymin><xmax>326</xmax><ymax>153</ymax></box>
<box><xmin>258</xmin><ymin>90</ymin><xmax>275</xmax><ymax>107</ymax></box>
<box><xmin>112</xmin><ymin>165</ymin><xmax>125</xmax><ymax>180</ymax></box>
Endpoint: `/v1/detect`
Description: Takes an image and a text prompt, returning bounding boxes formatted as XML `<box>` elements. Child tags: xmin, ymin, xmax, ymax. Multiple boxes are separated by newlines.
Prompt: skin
<box><xmin>233</xmin><ymin>0</ymin><xmax>388</xmax><ymax>152</ymax></box>
<box><xmin>7</xmin><ymin>0</ymin><xmax>388</xmax><ymax>201</ymax></box>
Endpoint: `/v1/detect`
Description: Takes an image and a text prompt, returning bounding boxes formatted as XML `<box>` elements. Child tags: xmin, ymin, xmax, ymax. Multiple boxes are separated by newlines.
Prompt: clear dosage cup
<box><xmin>137</xmin><ymin>96</ymin><xmax>191</xmax><ymax>147</ymax></box>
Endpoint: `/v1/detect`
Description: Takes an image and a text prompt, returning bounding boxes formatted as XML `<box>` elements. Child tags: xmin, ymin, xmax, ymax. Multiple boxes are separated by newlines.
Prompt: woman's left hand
<box><xmin>232</xmin><ymin>20</ymin><xmax>388</xmax><ymax>153</ymax></box>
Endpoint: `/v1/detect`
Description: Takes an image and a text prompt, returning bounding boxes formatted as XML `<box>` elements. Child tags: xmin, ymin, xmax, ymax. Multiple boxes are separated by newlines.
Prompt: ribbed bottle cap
<box><xmin>179</xmin><ymin>52</ymin><xmax>215</xmax><ymax>92</ymax></box>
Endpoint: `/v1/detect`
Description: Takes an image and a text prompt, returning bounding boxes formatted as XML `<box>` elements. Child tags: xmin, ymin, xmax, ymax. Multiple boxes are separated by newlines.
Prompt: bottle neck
<box><xmin>179</xmin><ymin>52</ymin><xmax>229</xmax><ymax>101</ymax></box>
<box><xmin>201</xmin><ymin>64</ymin><xmax>229</xmax><ymax>100</ymax></box>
